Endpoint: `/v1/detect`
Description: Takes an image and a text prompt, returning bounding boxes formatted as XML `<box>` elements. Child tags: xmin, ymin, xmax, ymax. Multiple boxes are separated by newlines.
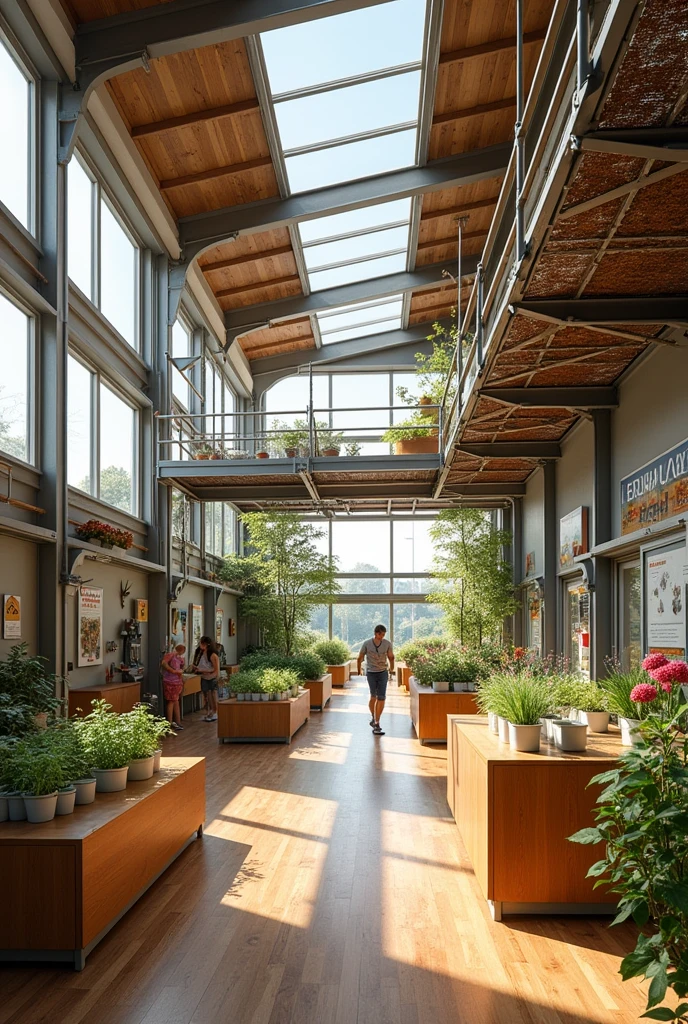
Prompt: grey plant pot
<box><xmin>508</xmin><ymin>723</ymin><xmax>541</xmax><ymax>753</ymax></box>
<box><xmin>56</xmin><ymin>786</ymin><xmax>76</xmax><ymax>815</ymax></box>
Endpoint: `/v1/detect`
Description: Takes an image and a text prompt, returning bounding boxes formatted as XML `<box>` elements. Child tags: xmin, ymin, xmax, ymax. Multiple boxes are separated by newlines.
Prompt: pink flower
<box><xmin>649</xmin><ymin>660</ymin><xmax>688</xmax><ymax>687</ymax></box>
<box><xmin>630</xmin><ymin>682</ymin><xmax>658</xmax><ymax>704</ymax></box>
<box><xmin>642</xmin><ymin>653</ymin><xmax>669</xmax><ymax>672</ymax></box>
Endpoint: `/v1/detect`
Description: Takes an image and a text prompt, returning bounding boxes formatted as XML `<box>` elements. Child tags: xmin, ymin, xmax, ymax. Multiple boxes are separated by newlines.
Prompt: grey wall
<box><xmin>217</xmin><ymin>592</ymin><xmax>238</xmax><ymax>665</ymax></box>
<box><xmin>66</xmin><ymin>561</ymin><xmax>149</xmax><ymax>689</ymax></box>
<box><xmin>556</xmin><ymin>419</ymin><xmax>593</xmax><ymax>546</ymax></box>
<box><xmin>0</xmin><ymin>535</ymin><xmax>39</xmax><ymax>657</ymax></box>
<box><xmin>522</xmin><ymin>467</ymin><xmax>545</xmax><ymax>580</ymax></box>
<box><xmin>612</xmin><ymin>346</ymin><xmax>688</xmax><ymax>533</ymax></box>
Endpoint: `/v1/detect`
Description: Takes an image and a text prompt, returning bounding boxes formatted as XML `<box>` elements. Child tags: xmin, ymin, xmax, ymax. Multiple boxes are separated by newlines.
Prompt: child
<box><xmin>161</xmin><ymin>644</ymin><xmax>186</xmax><ymax>732</ymax></box>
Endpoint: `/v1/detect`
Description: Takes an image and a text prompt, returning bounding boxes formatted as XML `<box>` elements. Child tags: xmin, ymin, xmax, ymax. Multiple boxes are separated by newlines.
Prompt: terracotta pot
<box><xmin>394</xmin><ymin>436</ymin><xmax>439</xmax><ymax>455</ymax></box>
<box><xmin>256</xmin><ymin>451</ymin><xmax>270</xmax><ymax>459</ymax></box>
<box><xmin>210</xmin><ymin>453</ymin><xmax>222</xmax><ymax>460</ymax></box>
<box><xmin>322</xmin><ymin>448</ymin><xmax>340</xmax><ymax>456</ymax></box>
<box><xmin>284</xmin><ymin>447</ymin><xmax>298</xmax><ymax>458</ymax></box>
<box><xmin>195</xmin><ymin>453</ymin><xmax>211</xmax><ymax>460</ymax></box>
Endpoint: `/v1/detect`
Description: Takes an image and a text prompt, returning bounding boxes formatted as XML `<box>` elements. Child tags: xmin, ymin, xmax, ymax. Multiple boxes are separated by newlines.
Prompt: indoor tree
<box><xmin>221</xmin><ymin>512</ymin><xmax>339</xmax><ymax>656</ymax></box>
<box><xmin>428</xmin><ymin>508</ymin><xmax>518</xmax><ymax>647</ymax></box>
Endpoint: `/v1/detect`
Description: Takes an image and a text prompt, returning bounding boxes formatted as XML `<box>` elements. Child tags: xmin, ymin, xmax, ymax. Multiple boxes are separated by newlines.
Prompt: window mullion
<box><xmin>92</xmin><ymin>180</ymin><xmax>100</xmax><ymax>308</ymax></box>
<box><xmin>92</xmin><ymin>370</ymin><xmax>99</xmax><ymax>499</ymax></box>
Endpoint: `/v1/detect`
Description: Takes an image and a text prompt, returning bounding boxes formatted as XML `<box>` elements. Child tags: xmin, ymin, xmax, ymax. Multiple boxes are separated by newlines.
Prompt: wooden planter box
<box><xmin>396</xmin><ymin>664</ymin><xmax>411</xmax><ymax>691</ymax></box>
<box><xmin>217</xmin><ymin>690</ymin><xmax>310</xmax><ymax>743</ymax></box>
<box><xmin>409</xmin><ymin>675</ymin><xmax>478</xmax><ymax>743</ymax></box>
<box><xmin>449</xmin><ymin>716</ymin><xmax>620</xmax><ymax>920</ymax></box>
<box><xmin>0</xmin><ymin>757</ymin><xmax>205</xmax><ymax>969</ymax></box>
<box><xmin>328</xmin><ymin>663</ymin><xmax>351</xmax><ymax>687</ymax></box>
<box><xmin>394</xmin><ymin>436</ymin><xmax>438</xmax><ymax>455</ymax></box>
<box><xmin>303</xmin><ymin>673</ymin><xmax>332</xmax><ymax>710</ymax></box>
<box><xmin>68</xmin><ymin>680</ymin><xmax>141</xmax><ymax>717</ymax></box>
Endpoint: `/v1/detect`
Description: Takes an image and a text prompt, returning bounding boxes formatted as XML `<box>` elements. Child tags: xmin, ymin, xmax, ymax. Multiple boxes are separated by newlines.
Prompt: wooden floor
<box><xmin>1</xmin><ymin>676</ymin><xmax>648</xmax><ymax>1023</ymax></box>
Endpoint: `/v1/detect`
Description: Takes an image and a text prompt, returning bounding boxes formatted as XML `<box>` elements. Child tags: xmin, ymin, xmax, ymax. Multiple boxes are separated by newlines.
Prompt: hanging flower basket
<box><xmin>75</xmin><ymin>519</ymin><xmax>134</xmax><ymax>550</ymax></box>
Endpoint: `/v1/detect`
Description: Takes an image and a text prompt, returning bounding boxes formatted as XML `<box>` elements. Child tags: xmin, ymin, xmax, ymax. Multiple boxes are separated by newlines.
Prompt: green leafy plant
<box><xmin>121</xmin><ymin>704</ymin><xmax>162</xmax><ymax>760</ymax></box>
<box><xmin>49</xmin><ymin>718</ymin><xmax>93</xmax><ymax>781</ymax></box>
<box><xmin>316</xmin><ymin>425</ymin><xmax>344</xmax><ymax>453</ymax></box>
<box><xmin>598</xmin><ymin>665</ymin><xmax>648</xmax><ymax>719</ymax></box>
<box><xmin>573</xmin><ymin>681</ymin><xmax>609</xmax><ymax>714</ymax></box>
<box><xmin>496</xmin><ymin>675</ymin><xmax>553</xmax><ymax>725</ymax></box>
<box><xmin>240</xmin><ymin>651</ymin><xmax>327</xmax><ymax>681</ymax></box>
<box><xmin>231</xmin><ymin>670</ymin><xmax>261</xmax><ymax>694</ymax></box>
<box><xmin>271</xmin><ymin>419</ymin><xmax>310</xmax><ymax>455</ymax></box>
<box><xmin>0</xmin><ymin>643</ymin><xmax>63</xmax><ymax>717</ymax></box>
<box><xmin>261</xmin><ymin>667</ymin><xmax>300</xmax><ymax>695</ymax></box>
<box><xmin>569</xmin><ymin>691</ymin><xmax>688</xmax><ymax>1022</ymax></box>
<box><xmin>4</xmin><ymin>732</ymin><xmax>69</xmax><ymax>795</ymax></box>
<box><xmin>76</xmin><ymin>699</ymin><xmax>133</xmax><ymax>770</ymax></box>
<box><xmin>413</xmin><ymin>647</ymin><xmax>480</xmax><ymax>688</ymax></box>
<box><xmin>313</xmin><ymin>638</ymin><xmax>350</xmax><ymax>665</ymax></box>
<box><xmin>381</xmin><ymin>413</ymin><xmax>438</xmax><ymax>444</ymax></box>
<box><xmin>397</xmin><ymin>636</ymin><xmax>450</xmax><ymax>673</ymax></box>
<box><xmin>0</xmin><ymin>694</ymin><xmax>36</xmax><ymax>737</ymax></box>
<box><xmin>345</xmin><ymin>442</ymin><xmax>362</xmax><ymax>456</ymax></box>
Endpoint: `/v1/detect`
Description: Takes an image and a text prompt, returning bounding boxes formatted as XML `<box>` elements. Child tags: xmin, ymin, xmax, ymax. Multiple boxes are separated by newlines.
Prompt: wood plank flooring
<box><xmin>0</xmin><ymin>676</ymin><xmax>648</xmax><ymax>1023</ymax></box>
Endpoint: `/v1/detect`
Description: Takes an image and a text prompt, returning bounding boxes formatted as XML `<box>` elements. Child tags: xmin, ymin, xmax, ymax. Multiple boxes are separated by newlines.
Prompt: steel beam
<box><xmin>479</xmin><ymin>387</ymin><xmax>618</xmax><ymax>408</ymax></box>
<box><xmin>158</xmin><ymin>453</ymin><xmax>441</xmax><ymax>479</ymax></box>
<box><xmin>225</xmin><ymin>259</ymin><xmax>475</xmax><ymax>332</ymax></box>
<box><xmin>578</xmin><ymin>135</ymin><xmax>688</xmax><ymax>164</ymax></box>
<box><xmin>514</xmin><ymin>298</ymin><xmax>688</xmax><ymax>324</ymax></box>
<box><xmin>443</xmin><ymin>483</ymin><xmax>527</xmax><ymax>496</ymax></box>
<box><xmin>458</xmin><ymin>442</ymin><xmax>561</xmax><ymax>458</ymax></box>
<box><xmin>178</xmin><ymin>144</ymin><xmax>511</xmax><ymax>260</ymax></box>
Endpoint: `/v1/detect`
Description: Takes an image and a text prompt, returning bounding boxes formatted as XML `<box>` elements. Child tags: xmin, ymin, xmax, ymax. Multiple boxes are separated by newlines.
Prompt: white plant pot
<box><xmin>279</xmin><ymin>691</ymin><xmax>289</xmax><ymax>701</ymax></box>
<box><xmin>23</xmin><ymin>792</ymin><xmax>58</xmax><ymax>823</ymax></box>
<box><xmin>7</xmin><ymin>792</ymin><xmax>27</xmax><ymax>821</ymax></box>
<box><xmin>56</xmin><ymin>786</ymin><xmax>76</xmax><ymax>815</ymax></box>
<box><xmin>236</xmin><ymin>692</ymin><xmax>245</xmax><ymax>701</ymax></box>
<box><xmin>487</xmin><ymin>712</ymin><xmax>499</xmax><ymax>735</ymax></box>
<box><xmin>553</xmin><ymin>720</ymin><xmax>588</xmax><ymax>752</ymax></box>
<box><xmin>128</xmin><ymin>756</ymin><xmax>155</xmax><ymax>782</ymax></box>
<box><xmin>498</xmin><ymin>716</ymin><xmax>510</xmax><ymax>743</ymax></box>
<box><xmin>251</xmin><ymin>693</ymin><xmax>261</xmax><ymax>702</ymax></box>
<box><xmin>618</xmin><ymin>716</ymin><xmax>642</xmax><ymax>746</ymax></box>
<box><xmin>291</xmin><ymin>685</ymin><xmax>300</xmax><ymax>697</ymax></box>
<box><xmin>508</xmin><ymin>723</ymin><xmax>542</xmax><ymax>753</ymax></box>
<box><xmin>153</xmin><ymin>749</ymin><xmax>162</xmax><ymax>772</ymax></box>
<box><xmin>260</xmin><ymin>692</ymin><xmax>270</xmax><ymax>702</ymax></box>
<box><xmin>94</xmin><ymin>766</ymin><xmax>129</xmax><ymax>793</ymax></box>
<box><xmin>568</xmin><ymin>708</ymin><xmax>580</xmax><ymax>722</ymax></box>
<box><xmin>432</xmin><ymin>680</ymin><xmax>450</xmax><ymax>692</ymax></box>
<box><xmin>540</xmin><ymin>714</ymin><xmax>559</xmax><ymax>741</ymax></box>
<box><xmin>580</xmin><ymin>711</ymin><xmax>610</xmax><ymax>733</ymax></box>
<box><xmin>74</xmin><ymin>778</ymin><xmax>96</xmax><ymax>805</ymax></box>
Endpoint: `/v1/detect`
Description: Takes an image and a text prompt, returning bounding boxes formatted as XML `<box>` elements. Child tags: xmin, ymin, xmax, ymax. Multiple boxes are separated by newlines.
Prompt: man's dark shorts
<box><xmin>367</xmin><ymin>670</ymin><xmax>388</xmax><ymax>700</ymax></box>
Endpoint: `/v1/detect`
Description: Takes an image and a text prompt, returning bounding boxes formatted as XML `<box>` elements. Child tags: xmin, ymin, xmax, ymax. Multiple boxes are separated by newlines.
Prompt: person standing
<box><xmin>161</xmin><ymin>644</ymin><xmax>186</xmax><ymax>732</ymax></box>
<box><xmin>357</xmin><ymin>624</ymin><xmax>394</xmax><ymax>736</ymax></box>
<box><xmin>193</xmin><ymin>636</ymin><xmax>221</xmax><ymax>722</ymax></box>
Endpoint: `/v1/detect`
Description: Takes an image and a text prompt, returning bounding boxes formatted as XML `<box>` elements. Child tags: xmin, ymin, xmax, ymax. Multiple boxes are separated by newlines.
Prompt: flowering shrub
<box><xmin>649</xmin><ymin>659</ymin><xmax>688</xmax><ymax>691</ymax></box>
<box><xmin>629</xmin><ymin>682</ymin><xmax>658</xmax><ymax>704</ymax></box>
<box><xmin>75</xmin><ymin>519</ymin><xmax>134</xmax><ymax>550</ymax></box>
<box><xmin>642</xmin><ymin>652</ymin><xmax>669</xmax><ymax>673</ymax></box>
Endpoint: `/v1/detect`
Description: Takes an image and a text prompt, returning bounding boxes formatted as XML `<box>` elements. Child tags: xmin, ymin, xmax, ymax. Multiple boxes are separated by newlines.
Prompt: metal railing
<box><xmin>155</xmin><ymin>401</ymin><xmax>443</xmax><ymax>462</ymax></box>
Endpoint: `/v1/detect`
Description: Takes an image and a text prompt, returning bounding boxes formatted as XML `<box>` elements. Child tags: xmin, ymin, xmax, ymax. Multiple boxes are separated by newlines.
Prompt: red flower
<box><xmin>513</xmin><ymin>647</ymin><xmax>526</xmax><ymax>660</ymax></box>
<box><xmin>642</xmin><ymin>653</ymin><xmax>669</xmax><ymax>672</ymax></box>
<box><xmin>649</xmin><ymin>660</ymin><xmax>688</xmax><ymax>688</ymax></box>
<box><xmin>630</xmin><ymin>682</ymin><xmax>658</xmax><ymax>704</ymax></box>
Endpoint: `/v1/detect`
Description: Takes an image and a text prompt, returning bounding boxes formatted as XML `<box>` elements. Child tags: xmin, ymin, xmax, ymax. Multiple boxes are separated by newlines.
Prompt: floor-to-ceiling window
<box><xmin>0</xmin><ymin>291</ymin><xmax>33</xmax><ymax>465</ymax></box>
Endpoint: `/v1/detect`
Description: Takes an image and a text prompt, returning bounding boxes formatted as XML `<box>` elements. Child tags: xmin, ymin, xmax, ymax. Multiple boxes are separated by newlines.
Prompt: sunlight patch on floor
<box><xmin>208</xmin><ymin>784</ymin><xmax>338</xmax><ymax>840</ymax></box>
<box><xmin>289</xmin><ymin>729</ymin><xmax>352</xmax><ymax>763</ymax></box>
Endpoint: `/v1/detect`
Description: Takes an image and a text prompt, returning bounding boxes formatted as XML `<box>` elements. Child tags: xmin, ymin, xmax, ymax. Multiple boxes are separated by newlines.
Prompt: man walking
<box><xmin>357</xmin><ymin>624</ymin><xmax>394</xmax><ymax>736</ymax></box>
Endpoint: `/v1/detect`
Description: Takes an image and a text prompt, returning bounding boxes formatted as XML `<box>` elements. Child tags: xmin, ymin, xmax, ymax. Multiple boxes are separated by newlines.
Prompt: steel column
<box><xmin>591</xmin><ymin>409</ymin><xmax>612</xmax><ymax>680</ymax></box>
<box><xmin>543</xmin><ymin>462</ymin><xmax>557</xmax><ymax>657</ymax></box>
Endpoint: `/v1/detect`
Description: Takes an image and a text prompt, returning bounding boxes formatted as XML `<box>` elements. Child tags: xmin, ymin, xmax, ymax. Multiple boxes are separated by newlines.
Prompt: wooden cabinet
<box><xmin>408</xmin><ymin>676</ymin><xmax>478</xmax><ymax>743</ymax></box>
<box><xmin>0</xmin><ymin>757</ymin><xmax>205</xmax><ymax>968</ymax></box>
<box><xmin>449</xmin><ymin>716</ymin><xmax>620</xmax><ymax>919</ymax></box>
<box><xmin>303</xmin><ymin>673</ymin><xmax>332</xmax><ymax>710</ymax></box>
<box><xmin>68</xmin><ymin>680</ymin><xmax>141</xmax><ymax>717</ymax></box>
<box><xmin>218</xmin><ymin>690</ymin><xmax>310</xmax><ymax>743</ymax></box>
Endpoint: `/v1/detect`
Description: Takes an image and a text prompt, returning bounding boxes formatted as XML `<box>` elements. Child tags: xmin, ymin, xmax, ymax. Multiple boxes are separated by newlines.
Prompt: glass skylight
<box><xmin>317</xmin><ymin>296</ymin><xmax>404</xmax><ymax>346</ymax></box>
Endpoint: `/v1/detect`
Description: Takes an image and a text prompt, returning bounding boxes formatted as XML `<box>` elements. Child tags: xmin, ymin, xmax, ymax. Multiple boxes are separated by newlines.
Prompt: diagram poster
<box><xmin>646</xmin><ymin>547</ymin><xmax>686</xmax><ymax>656</ymax></box>
<box><xmin>171</xmin><ymin>606</ymin><xmax>187</xmax><ymax>648</ymax></box>
<box><xmin>215</xmin><ymin>607</ymin><xmax>223</xmax><ymax>645</ymax></box>
<box><xmin>3</xmin><ymin>595</ymin><xmax>21</xmax><ymax>639</ymax></box>
<box><xmin>191</xmin><ymin>603</ymin><xmax>203</xmax><ymax>652</ymax></box>
<box><xmin>78</xmin><ymin>586</ymin><xmax>103</xmax><ymax>666</ymax></box>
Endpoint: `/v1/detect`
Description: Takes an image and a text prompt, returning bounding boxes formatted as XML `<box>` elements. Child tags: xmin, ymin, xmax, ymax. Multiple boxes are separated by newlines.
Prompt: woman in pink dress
<box><xmin>161</xmin><ymin>643</ymin><xmax>186</xmax><ymax>732</ymax></box>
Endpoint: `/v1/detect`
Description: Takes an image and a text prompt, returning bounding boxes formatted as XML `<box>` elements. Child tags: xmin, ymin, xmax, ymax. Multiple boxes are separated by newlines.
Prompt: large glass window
<box><xmin>332</xmin><ymin>520</ymin><xmax>390</xmax><ymax>572</ymax></box>
<box><xmin>333</xmin><ymin>603</ymin><xmax>391</xmax><ymax>649</ymax></box>
<box><xmin>618</xmin><ymin>561</ymin><xmax>641</xmax><ymax>670</ymax></box>
<box><xmin>393</xmin><ymin>602</ymin><xmax>445</xmax><ymax>645</ymax></box>
<box><xmin>205</xmin><ymin>501</ymin><xmax>235</xmax><ymax>558</ymax></box>
<box><xmin>172</xmin><ymin>318</ymin><xmax>191</xmax><ymax>409</ymax></box>
<box><xmin>67</xmin><ymin>353</ymin><xmax>139</xmax><ymax>515</ymax></box>
<box><xmin>0</xmin><ymin>292</ymin><xmax>32</xmax><ymax>464</ymax></box>
<box><xmin>0</xmin><ymin>38</ymin><xmax>33</xmax><ymax>230</ymax></box>
<box><xmin>67</xmin><ymin>154</ymin><xmax>140</xmax><ymax>349</ymax></box>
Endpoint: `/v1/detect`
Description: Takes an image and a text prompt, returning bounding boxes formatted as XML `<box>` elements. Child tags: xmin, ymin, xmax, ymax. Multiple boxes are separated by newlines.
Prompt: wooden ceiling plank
<box><xmin>201</xmin><ymin>244</ymin><xmax>294</xmax><ymax>274</ymax></box>
<box><xmin>131</xmin><ymin>99</ymin><xmax>261</xmax><ymax>138</ymax></box>
<box><xmin>421</xmin><ymin>196</ymin><xmax>500</xmax><ymax>222</ymax></box>
<box><xmin>160</xmin><ymin>156</ymin><xmax>274</xmax><ymax>191</ymax></box>
<box><xmin>216</xmin><ymin>274</ymin><xmax>301</xmax><ymax>299</ymax></box>
<box><xmin>439</xmin><ymin>28</ymin><xmax>547</xmax><ymax>67</ymax></box>
<box><xmin>433</xmin><ymin>97</ymin><xmax>516</xmax><ymax>127</ymax></box>
<box><xmin>417</xmin><ymin>230</ymin><xmax>487</xmax><ymax>251</ymax></box>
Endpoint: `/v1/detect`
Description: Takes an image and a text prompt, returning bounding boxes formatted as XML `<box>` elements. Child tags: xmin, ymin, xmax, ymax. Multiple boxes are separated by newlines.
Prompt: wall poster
<box><xmin>559</xmin><ymin>507</ymin><xmax>589</xmax><ymax>569</ymax></box>
<box><xmin>171</xmin><ymin>606</ymin><xmax>187</xmax><ymax>649</ymax></box>
<box><xmin>645</xmin><ymin>546</ymin><xmax>686</xmax><ymax>656</ymax></box>
<box><xmin>135</xmin><ymin>599</ymin><xmax>148</xmax><ymax>622</ymax></box>
<box><xmin>78</xmin><ymin>586</ymin><xmax>103</xmax><ymax>666</ymax></box>
<box><xmin>3</xmin><ymin>595</ymin><xmax>21</xmax><ymax>639</ymax></box>
<box><xmin>621</xmin><ymin>437</ymin><xmax>688</xmax><ymax>535</ymax></box>
<box><xmin>215</xmin><ymin>607</ymin><xmax>223</xmax><ymax>645</ymax></box>
<box><xmin>190</xmin><ymin>603</ymin><xmax>203</xmax><ymax>652</ymax></box>
<box><xmin>525</xmin><ymin>551</ymin><xmax>536</xmax><ymax>577</ymax></box>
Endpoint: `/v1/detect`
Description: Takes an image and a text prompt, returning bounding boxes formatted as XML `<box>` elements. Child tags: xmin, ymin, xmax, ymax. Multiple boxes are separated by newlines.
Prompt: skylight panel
<box><xmin>316</xmin><ymin>296</ymin><xmax>404</xmax><ymax>345</ymax></box>
<box><xmin>303</xmin><ymin>225</ymin><xmax>410</xmax><ymax>272</ymax></box>
<box><xmin>260</xmin><ymin>0</ymin><xmax>426</xmax><ymax>93</ymax></box>
<box><xmin>299</xmin><ymin>200</ymin><xmax>412</xmax><ymax>244</ymax></box>
<box><xmin>285</xmin><ymin>129</ymin><xmax>417</xmax><ymax>194</ymax></box>
<box><xmin>322</xmin><ymin>318</ymin><xmax>403</xmax><ymax>345</ymax></box>
<box><xmin>309</xmin><ymin>252</ymin><xmax>408</xmax><ymax>292</ymax></box>
<box><xmin>275</xmin><ymin>72</ymin><xmax>421</xmax><ymax>152</ymax></box>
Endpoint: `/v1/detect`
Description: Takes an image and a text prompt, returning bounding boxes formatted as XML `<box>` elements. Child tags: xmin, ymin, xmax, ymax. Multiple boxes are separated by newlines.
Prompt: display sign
<box><xmin>215</xmin><ymin>607</ymin><xmax>223</xmax><ymax>645</ymax></box>
<box><xmin>171</xmin><ymin>606</ymin><xmax>187</xmax><ymax>648</ymax></box>
<box><xmin>3</xmin><ymin>595</ymin><xmax>21</xmax><ymax>639</ymax></box>
<box><xmin>78</xmin><ymin>586</ymin><xmax>103</xmax><ymax>666</ymax></box>
<box><xmin>135</xmin><ymin>599</ymin><xmax>148</xmax><ymax>622</ymax></box>
<box><xmin>191</xmin><ymin>603</ymin><xmax>203</xmax><ymax>651</ymax></box>
<box><xmin>525</xmin><ymin>551</ymin><xmax>536</xmax><ymax>576</ymax></box>
<box><xmin>645</xmin><ymin>546</ymin><xmax>686</xmax><ymax>656</ymax></box>
<box><xmin>559</xmin><ymin>507</ymin><xmax>589</xmax><ymax>568</ymax></box>
<box><xmin>621</xmin><ymin>437</ymin><xmax>688</xmax><ymax>535</ymax></box>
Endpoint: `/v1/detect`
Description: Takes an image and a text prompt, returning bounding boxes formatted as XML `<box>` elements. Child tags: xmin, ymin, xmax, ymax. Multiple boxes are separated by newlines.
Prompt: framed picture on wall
<box><xmin>643</xmin><ymin>542</ymin><xmax>686</xmax><ymax>657</ymax></box>
<box><xmin>190</xmin><ymin>604</ymin><xmax>203</xmax><ymax>652</ymax></box>
<box><xmin>171</xmin><ymin>606</ymin><xmax>187</xmax><ymax>649</ymax></box>
<box><xmin>3</xmin><ymin>595</ymin><xmax>21</xmax><ymax>639</ymax></box>
<box><xmin>78</xmin><ymin>586</ymin><xmax>103</xmax><ymax>667</ymax></box>
<box><xmin>215</xmin><ymin>607</ymin><xmax>223</xmax><ymax>645</ymax></box>
<box><xmin>559</xmin><ymin>507</ymin><xmax>589</xmax><ymax>569</ymax></box>
<box><xmin>135</xmin><ymin>599</ymin><xmax>148</xmax><ymax>622</ymax></box>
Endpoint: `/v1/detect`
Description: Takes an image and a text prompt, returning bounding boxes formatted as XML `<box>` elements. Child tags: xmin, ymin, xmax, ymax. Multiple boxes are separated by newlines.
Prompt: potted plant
<box><xmin>313</xmin><ymin>639</ymin><xmax>350</xmax><ymax>672</ymax></box>
<box><xmin>78</xmin><ymin>699</ymin><xmax>132</xmax><ymax>792</ymax></box>
<box><xmin>552</xmin><ymin>718</ymin><xmax>588</xmax><ymax>751</ymax></box>
<box><xmin>146</xmin><ymin>715</ymin><xmax>172</xmax><ymax>772</ymax></box>
<box><xmin>498</xmin><ymin>675</ymin><xmax>552</xmax><ymax>752</ymax></box>
<box><xmin>574</xmin><ymin>682</ymin><xmax>610</xmax><ymax>732</ymax></box>
<box><xmin>345</xmin><ymin>442</ymin><xmax>362</xmax><ymax>456</ymax></box>
<box><xmin>255</xmin><ymin>448</ymin><xmax>270</xmax><ymax>459</ymax></box>
<box><xmin>122</xmin><ymin>704</ymin><xmax>161</xmax><ymax>781</ymax></box>
<box><xmin>8</xmin><ymin>734</ymin><xmax>69</xmax><ymax>823</ymax></box>
<box><xmin>193</xmin><ymin>442</ymin><xmax>214</xmax><ymax>460</ymax></box>
<box><xmin>381</xmin><ymin>415</ymin><xmax>439</xmax><ymax>455</ymax></box>
<box><xmin>597</xmin><ymin>666</ymin><xmax>647</xmax><ymax>745</ymax></box>
<box><xmin>75</xmin><ymin>519</ymin><xmax>133</xmax><ymax>550</ymax></box>
<box><xmin>0</xmin><ymin>738</ymin><xmax>26</xmax><ymax>820</ymax></box>
<box><xmin>272</xmin><ymin>420</ymin><xmax>309</xmax><ymax>458</ymax></box>
<box><xmin>316</xmin><ymin>427</ymin><xmax>344</xmax><ymax>457</ymax></box>
<box><xmin>0</xmin><ymin>643</ymin><xmax>63</xmax><ymax>726</ymax></box>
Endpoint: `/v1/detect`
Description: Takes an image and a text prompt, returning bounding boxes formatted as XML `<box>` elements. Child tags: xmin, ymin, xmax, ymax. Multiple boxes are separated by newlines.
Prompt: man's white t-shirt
<box><xmin>359</xmin><ymin>637</ymin><xmax>393</xmax><ymax>672</ymax></box>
